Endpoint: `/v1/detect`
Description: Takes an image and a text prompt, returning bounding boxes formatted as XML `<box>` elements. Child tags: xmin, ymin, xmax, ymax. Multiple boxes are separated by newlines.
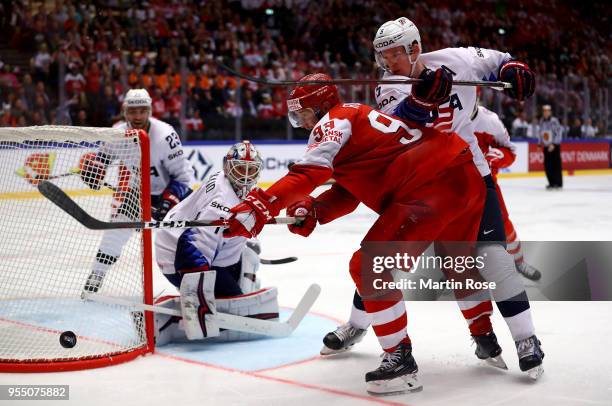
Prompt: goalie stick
<box><xmin>38</xmin><ymin>180</ymin><xmax>301</xmax><ymax>230</ymax></box>
<box><xmin>82</xmin><ymin>283</ymin><xmax>321</xmax><ymax>337</ymax></box>
<box><xmin>217</xmin><ymin>61</ymin><xmax>512</xmax><ymax>89</ymax></box>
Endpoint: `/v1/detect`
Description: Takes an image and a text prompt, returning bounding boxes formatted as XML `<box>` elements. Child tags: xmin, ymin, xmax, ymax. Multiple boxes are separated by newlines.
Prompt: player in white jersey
<box><xmin>79</xmin><ymin>89</ymin><xmax>196</xmax><ymax>294</ymax></box>
<box><xmin>472</xmin><ymin>105</ymin><xmax>542</xmax><ymax>281</ymax></box>
<box><xmin>154</xmin><ymin>141</ymin><xmax>279</xmax><ymax>344</ymax></box>
<box><xmin>323</xmin><ymin>17</ymin><xmax>544</xmax><ymax>379</ymax></box>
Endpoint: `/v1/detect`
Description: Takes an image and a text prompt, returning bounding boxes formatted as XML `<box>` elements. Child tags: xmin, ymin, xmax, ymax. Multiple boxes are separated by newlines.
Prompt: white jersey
<box><xmin>113</xmin><ymin>117</ymin><xmax>196</xmax><ymax>196</ymax></box>
<box><xmin>155</xmin><ymin>171</ymin><xmax>247</xmax><ymax>276</ymax></box>
<box><xmin>472</xmin><ymin>106</ymin><xmax>516</xmax><ymax>153</ymax></box>
<box><xmin>375</xmin><ymin>47</ymin><xmax>512</xmax><ymax>177</ymax></box>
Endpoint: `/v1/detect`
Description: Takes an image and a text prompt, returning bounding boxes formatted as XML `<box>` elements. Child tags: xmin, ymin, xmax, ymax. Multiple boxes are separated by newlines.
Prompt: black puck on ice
<box><xmin>59</xmin><ymin>331</ymin><xmax>77</xmax><ymax>348</ymax></box>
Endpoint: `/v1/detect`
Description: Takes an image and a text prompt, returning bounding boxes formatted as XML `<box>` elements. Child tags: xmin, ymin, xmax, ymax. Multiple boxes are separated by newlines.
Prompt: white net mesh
<box><xmin>0</xmin><ymin>126</ymin><xmax>151</xmax><ymax>368</ymax></box>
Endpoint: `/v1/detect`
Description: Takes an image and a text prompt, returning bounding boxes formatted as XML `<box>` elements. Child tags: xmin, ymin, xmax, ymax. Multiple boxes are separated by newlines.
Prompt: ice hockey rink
<box><xmin>2</xmin><ymin>173</ymin><xmax>612</xmax><ymax>406</ymax></box>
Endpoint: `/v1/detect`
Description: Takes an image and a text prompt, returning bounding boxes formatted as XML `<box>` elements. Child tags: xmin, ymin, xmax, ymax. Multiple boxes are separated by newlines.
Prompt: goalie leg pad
<box><xmin>153</xmin><ymin>296</ymin><xmax>184</xmax><ymax>346</ymax></box>
<box><xmin>239</xmin><ymin>244</ymin><xmax>261</xmax><ymax>293</ymax></box>
<box><xmin>179</xmin><ymin>270</ymin><xmax>219</xmax><ymax>340</ymax></box>
<box><xmin>214</xmin><ymin>287</ymin><xmax>280</xmax><ymax>342</ymax></box>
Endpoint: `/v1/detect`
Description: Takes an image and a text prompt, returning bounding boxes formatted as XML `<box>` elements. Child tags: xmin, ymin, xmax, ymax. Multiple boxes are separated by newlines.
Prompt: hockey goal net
<box><xmin>0</xmin><ymin>126</ymin><xmax>153</xmax><ymax>372</ymax></box>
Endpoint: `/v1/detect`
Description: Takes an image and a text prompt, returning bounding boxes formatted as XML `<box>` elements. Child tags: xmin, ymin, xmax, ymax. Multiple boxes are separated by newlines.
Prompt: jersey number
<box><xmin>165</xmin><ymin>132</ymin><xmax>180</xmax><ymax>149</ymax></box>
<box><xmin>367</xmin><ymin>110</ymin><xmax>422</xmax><ymax>144</ymax></box>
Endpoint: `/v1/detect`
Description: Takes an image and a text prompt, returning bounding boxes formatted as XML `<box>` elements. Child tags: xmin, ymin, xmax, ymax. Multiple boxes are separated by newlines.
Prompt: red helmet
<box><xmin>287</xmin><ymin>73</ymin><xmax>340</xmax><ymax>127</ymax></box>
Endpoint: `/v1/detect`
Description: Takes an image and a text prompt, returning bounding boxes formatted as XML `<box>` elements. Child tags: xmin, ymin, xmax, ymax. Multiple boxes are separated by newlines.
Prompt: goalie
<box><xmin>153</xmin><ymin>141</ymin><xmax>279</xmax><ymax>344</ymax></box>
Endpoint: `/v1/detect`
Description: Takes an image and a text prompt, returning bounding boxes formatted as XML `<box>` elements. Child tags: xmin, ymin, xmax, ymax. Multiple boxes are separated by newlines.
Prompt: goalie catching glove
<box><xmin>287</xmin><ymin>197</ymin><xmax>317</xmax><ymax>237</ymax></box>
<box><xmin>79</xmin><ymin>152</ymin><xmax>107</xmax><ymax>190</ymax></box>
<box><xmin>223</xmin><ymin>188</ymin><xmax>276</xmax><ymax>238</ymax></box>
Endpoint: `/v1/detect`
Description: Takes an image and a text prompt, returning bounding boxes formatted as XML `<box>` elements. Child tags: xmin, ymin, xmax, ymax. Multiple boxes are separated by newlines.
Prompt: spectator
<box><xmin>64</xmin><ymin>63</ymin><xmax>86</xmax><ymax>96</ymax></box>
<box><xmin>581</xmin><ymin>117</ymin><xmax>597</xmax><ymax>138</ymax></box>
<box><xmin>257</xmin><ymin>93</ymin><xmax>275</xmax><ymax>119</ymax></box>
<box><xmin>567</xmin><ymin>117</ymin><xmax>582</xmax><ymax>139</ymax></box>
<box><xmin>511</xmin><ymin>111</ymin><xmax>530</xmax><ymax>138</ymax></box>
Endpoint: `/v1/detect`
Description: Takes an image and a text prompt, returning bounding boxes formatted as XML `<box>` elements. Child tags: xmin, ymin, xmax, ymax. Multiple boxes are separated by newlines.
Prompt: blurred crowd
<box><xmin>0</xmin><ymin>0</ymin><xmax>609</xmax><ymax>139</ymax></box>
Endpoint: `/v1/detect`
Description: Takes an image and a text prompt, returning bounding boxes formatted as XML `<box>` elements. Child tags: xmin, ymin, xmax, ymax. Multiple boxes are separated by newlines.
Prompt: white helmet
<box><xmin>373</xmin><ymin>17</ymin><xmax>422</xmax><ymax>72</ymax></box>
<box><xmin>123</xmin><ymin>88</ymin><xmax>152</xmax><ymax>109</ymax></box>
<box><xmin>123</xmin><ymin>88</ymin><xmax>152</xmax><ymax>128</ymax></box>
<box><xmin>223</xmin><ymin>141</ymin><xmax>263</xmax><ymax>199</ymax></box>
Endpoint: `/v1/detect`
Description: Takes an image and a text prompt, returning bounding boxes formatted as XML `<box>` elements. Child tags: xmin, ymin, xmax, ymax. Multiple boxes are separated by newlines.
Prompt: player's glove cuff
<box><xmin>393</xmin><ymin>95</ymin><xmax>434</xmax><ymax>124</ymax></box>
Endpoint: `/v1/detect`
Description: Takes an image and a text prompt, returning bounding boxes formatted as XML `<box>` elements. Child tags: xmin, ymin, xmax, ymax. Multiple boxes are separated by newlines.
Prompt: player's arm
<box><xmin>79</xmin><ymin>151</ymin><xmax>112</xmax><ymax>190</ymax></box>
<box><xmin>467</xmin><ymin>47</ymin><xmax>535</xmax><ymax>101</ymax></box>
<box><xmin>224</xmin><ymin>115</ymin><xmax>352</xmax><ymax>238</ymax></box>
<box><xmin>154</xmin><ymin>130</ymin><xmax>196</xmax><ymax>220</ymax></box>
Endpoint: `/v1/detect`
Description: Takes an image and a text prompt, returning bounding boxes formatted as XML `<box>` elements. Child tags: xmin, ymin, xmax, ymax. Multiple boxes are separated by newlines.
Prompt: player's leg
<box><xmin>320</xmin><ymin>290</ymin><xmax>369</xmax><ymax>355</ymax></box>
<box><xmin>347</xmin><ymin>202</ymin><xmax>437</xmax><ymax>395</ymax></box>
<box><xmin>496</xmin><ymin>182</ymin><xmax>541</xmax><ymax>281</ymax></box>
<box><xmin>82</xmin><ymin>190</ymin><xmax>141</xmax><ymax>295</ymax></box>
<box><xmin>477</xmin><ymin>175</ymin><xmax>544</xmax><ymax>378</ymax></box>
<box><xmin>554</xmin><ymin>144</ymin><xmax>563</xmax><ymax>188</ymax></box>
<box><xmin>436</xmin><ymin>196</ymin><xmax>506</xmax><ymax>369</ymax></box>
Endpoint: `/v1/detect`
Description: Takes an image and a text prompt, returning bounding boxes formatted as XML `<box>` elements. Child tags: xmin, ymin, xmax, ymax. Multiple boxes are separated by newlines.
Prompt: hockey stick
<box><xmin>17</xmin><ymin>167</ymin><xmax>117</xmax><ymax>191</ymax></box>
<box><xmin>82</xmin><ymin>283</ymin><xmax>321</xmax><ymax>337</ymax></box>
<box><xmin>217</xmin><ymin>61</ymin><xmax>512</xmax><ymax>89</ymax></box>
<box><xmin>260</xmin><ymin>256</ymin><xmax>298</xmax><ymax>265</ymax></box>
<box><xmin>38</xmin><ymin>180</ymin><xmax>301</xmax><ymax>230</ymax></box>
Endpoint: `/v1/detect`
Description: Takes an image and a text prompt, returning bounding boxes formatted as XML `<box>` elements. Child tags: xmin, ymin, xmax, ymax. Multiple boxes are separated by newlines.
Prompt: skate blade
<box><xmin>485</xmin><ymin>355</ymin><xmax>508</xmax><ymax>370</ymax></box>
<box><xmin>366</xmin><ymin>374</ymin><xmax>422</xmax><ymax>396</ymax></box>
<box><xmin>526</xmin><ymin>364</ymin><xmax>544</xmax><ymax>380</ymax></box>
<box><xmin>320</xmin><ymin>344</ymin><xmax>353</xmax><ymax>356</ymax></box>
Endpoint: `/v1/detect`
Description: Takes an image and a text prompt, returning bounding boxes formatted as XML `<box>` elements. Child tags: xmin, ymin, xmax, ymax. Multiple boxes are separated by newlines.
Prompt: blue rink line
<box><xmin>156</xmin><ymin>309</ymin><xmax>338</xmax><ymax>372</ymax></box>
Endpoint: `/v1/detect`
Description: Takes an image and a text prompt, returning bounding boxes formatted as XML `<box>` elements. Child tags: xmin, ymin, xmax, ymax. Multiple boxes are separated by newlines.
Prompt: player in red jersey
<box><xmin>223</xmin><ymin>73</ymin><xmax>491</xmax><ymax>395</ymax></box>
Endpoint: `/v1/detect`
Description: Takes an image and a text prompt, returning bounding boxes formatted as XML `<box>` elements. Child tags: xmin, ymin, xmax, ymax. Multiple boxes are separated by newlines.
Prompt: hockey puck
<box><xmin>59</xmin><ymin>331</ymin><xmax>77</xmax><ymax>348</ymax></box>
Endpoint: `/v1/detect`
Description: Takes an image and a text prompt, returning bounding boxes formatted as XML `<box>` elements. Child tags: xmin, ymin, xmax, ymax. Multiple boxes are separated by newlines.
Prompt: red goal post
<box><xmin>0</xmin><ymin>126</ymin><xmax>154</xmax><ymax>372</ymax></box>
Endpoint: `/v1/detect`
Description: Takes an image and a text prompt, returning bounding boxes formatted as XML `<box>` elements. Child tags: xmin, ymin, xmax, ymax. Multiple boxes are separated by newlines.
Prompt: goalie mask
<box><xmin>123</xmin><ymin>88</ymin><xmax>152</xmax><ymax>129</ymax></box>
<box><xmin>373</xmin><ymin>17</ymin><xmax>422</xmax><ymax>72</ymax></box>
<box><xmin>287</xmin><ymin>73</ymin><xmax>340</xmax><ymax>128</ymax></box>
<box><xmin>223</xmin><ymin>141</ymin><xmax>263</xmax><ymax>199</ymax></box>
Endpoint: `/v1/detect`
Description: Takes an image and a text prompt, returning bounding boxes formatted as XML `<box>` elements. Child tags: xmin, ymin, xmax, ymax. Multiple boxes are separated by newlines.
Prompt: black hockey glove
<box><xmin>152</xmin><ymin>190</ymin><xmax>180</xmax><ymax>221</ymax></box>
<box><xmin>412</xmin><ymin>67</ymin><xmax>453</xmax><ymax>108</ymax></box>
<box><xmin>499</xmin><ymin>61</ymin><xmax>535</xmax><ymax>101</ymax></box>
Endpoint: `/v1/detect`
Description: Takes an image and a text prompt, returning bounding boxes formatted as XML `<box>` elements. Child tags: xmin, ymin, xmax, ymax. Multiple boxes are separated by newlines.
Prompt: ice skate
<box><xmin>516</xmin><ymin>261</ymin><xmax>542</xmax><ymax>281</ymax></box>
<box><xmin>365</xmin><ymin>342</ymin><xmax>422</xmax><ymax>396</ymax></box>
<box><xmin>516</xmin><ymin>335</ymin><xmax>544</xmax><ymax>380</ymax></box>
<box><xmin>320</xmin><ymin>322</ymin><xmax>367</xmax><ymax>355</ymax></box>
<box><xmin>473</xmin><ymin>331</ymin><xmax>507</xmax><ymax>370</ymax></box>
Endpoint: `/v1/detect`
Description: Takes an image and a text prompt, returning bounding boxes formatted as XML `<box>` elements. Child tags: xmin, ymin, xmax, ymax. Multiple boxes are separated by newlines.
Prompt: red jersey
<box><xmin>266</xmin><ymin>103</ymin><xmax>472</xmax><ymax>215</ymax></box>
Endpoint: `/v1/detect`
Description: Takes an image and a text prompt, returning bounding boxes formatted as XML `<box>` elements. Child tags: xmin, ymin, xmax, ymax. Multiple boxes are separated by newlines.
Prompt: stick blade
<box><xmin>260</xmin><ymin>256</ymin><xmax>298</xmax><ymax>265</ymax></box>
<box><xmin>286</xmin><ymin>283</ymin><xmax>321</xmax><ymax>332</ymax></box>
<box><xmin>37</xmin><ymin>181</ymin><xmax>105</xmax><ymax>230</ymax></box>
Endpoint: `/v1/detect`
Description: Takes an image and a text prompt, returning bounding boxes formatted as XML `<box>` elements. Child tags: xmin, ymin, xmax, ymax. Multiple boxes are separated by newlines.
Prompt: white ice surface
<box><xmin>2</xmin><ymin>174</ymin><xmax>611</xmax><ymax>406</ymax></box>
